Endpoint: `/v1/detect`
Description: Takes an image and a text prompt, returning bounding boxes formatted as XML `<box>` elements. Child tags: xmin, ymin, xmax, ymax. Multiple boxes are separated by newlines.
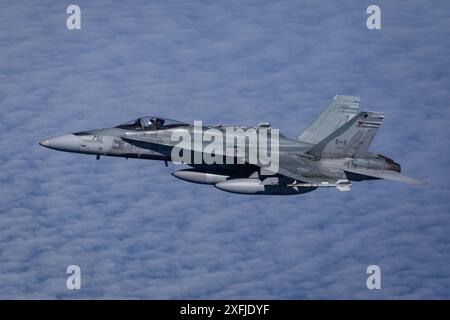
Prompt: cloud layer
<box><xmin>0</xmin><ymin>0</ymin><xmax>449</xmax><ymax>299</ymax></box>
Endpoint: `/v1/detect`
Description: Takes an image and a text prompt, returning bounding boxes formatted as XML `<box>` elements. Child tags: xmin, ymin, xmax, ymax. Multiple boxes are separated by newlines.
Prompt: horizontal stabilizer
<box><xmin>345</xmin><ymin>168</ymin><xmax>426</xmax><ymax>185</ymax></box>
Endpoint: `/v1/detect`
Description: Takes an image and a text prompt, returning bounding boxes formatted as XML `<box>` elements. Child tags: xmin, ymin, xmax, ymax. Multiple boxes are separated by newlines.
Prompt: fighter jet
<box><xmin>39</xmin><ymin>95</ymin><xmax>425</xmax><ymax>195</ymax></box>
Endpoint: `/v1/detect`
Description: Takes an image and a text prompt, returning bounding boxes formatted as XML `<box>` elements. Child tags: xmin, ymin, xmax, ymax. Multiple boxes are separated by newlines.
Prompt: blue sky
<box><xmin>0</xmin><ymin>0</ymin><xmax>449</xmax><ymax>299</ymax></box>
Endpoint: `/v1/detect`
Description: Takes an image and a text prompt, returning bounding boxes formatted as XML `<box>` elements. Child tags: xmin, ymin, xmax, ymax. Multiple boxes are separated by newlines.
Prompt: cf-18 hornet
<box><xmin>39</xmin><ymin>95</ymin><xmax>425</xmax><ymax>195</ymax></box>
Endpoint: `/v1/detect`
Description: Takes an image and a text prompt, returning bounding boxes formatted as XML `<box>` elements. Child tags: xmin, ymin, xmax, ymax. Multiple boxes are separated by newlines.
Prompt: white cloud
<box><xmin>0</xmin><ymin>0</ymin><xmax>449</xmax><ymax>299</ymax></box>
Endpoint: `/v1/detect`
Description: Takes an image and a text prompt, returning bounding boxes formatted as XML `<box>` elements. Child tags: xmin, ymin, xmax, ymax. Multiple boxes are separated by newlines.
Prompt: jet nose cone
<box><xmin>38</xmin><ymin>134</ymin><xmax>80</xmax><ymax>152</ymax></box>
<box><xmin>39</xmin><ymin>139</ymin><xmax>51</xmax><ymax>148</ymax></box>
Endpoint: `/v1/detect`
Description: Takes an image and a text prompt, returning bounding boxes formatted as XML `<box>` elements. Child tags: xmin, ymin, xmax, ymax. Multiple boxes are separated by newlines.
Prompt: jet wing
<box><xmin>121</xmin><ymin>136</ymin><xmax>245</xmax><ymax>163</ymax></box>
<box><xmin>275</xmin><ymin>153</ymin><xmax>346</xmax><ymax>184</ymax></box>
<box><xmin>122</xmin><ymin>136</ymin><xmax>347</xmax><ymax>185</ymax></box>
<box><xmin>345</xmin><ymin>167</ymin><xmax>426</xmax><ymax>185</ymax></box>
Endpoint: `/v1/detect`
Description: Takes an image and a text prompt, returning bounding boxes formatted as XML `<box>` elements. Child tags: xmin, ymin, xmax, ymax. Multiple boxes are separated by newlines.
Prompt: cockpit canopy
<box><xmin>115</xmin><ymin>116</ymin><xmax>189</xmax><ymax>131</ymax></box>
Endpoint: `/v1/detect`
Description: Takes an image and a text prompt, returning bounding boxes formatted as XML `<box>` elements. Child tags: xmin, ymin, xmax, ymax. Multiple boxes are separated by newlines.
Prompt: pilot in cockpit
<box><xmin>155</xmin><ymin>118</ymin><xmax>164</xmax><ymax>128</ymax></box>
<box><xmin>147</xmin><ymin>118</ymin><xmax>165</xmax><ymax>130</ymax></box>
<box><xmin>116</xmin><ymin>117</ymin><xmax>187</xmax><ymax>131</ymax></box>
